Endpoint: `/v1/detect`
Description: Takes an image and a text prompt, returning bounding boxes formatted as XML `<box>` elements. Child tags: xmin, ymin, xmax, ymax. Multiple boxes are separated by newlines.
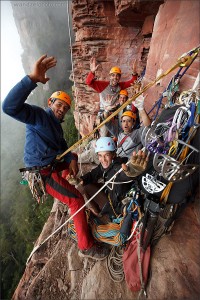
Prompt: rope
<box><xmin>146</xmin><ymin>46</ymin><xmax>200</xmax><ymax>121</ymax></box>
<box><xmin>108</xmin><ymin>194</ymin><xmax>118</xmax><ymax>218</ymax></box>
<box><xmin>137</xmin><ymin>232</ymin><xmax>147</xmax><ymax>299</ymax></box>
<box><xmin>159</xmin><ymin>113</ymin><xmax>198</xmax><ymax>203</ymax></box>
<box><xmin>56</xmin><ymin>45</ymin><xmax>200</xmax><ymax>161</ymax></box>
<box><xmin>160</xmin><ymin>182</ymin><xmax>173</xmax><ymax>204</ymax></box>
<box><xmin>26</xmin><ymin>162</ymin><xmax>130</xmax><ymax>265</ymax></box>
<box><xmin>106</xmin><ymin>246</ymin><xmax>125</xmax><ymax>282</ymax></box>
<box><xmin>26</xmin><ymin>46</ymin><xmax>200</xmax><ymax>264</ymax></box>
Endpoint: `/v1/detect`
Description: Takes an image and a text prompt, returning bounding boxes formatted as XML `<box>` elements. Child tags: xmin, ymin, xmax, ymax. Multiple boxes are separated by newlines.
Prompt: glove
<box><xmin>123</xmin><ymin>150</ymin><xmax>148</xmax><ymax>177</ymax></box>
<box><xmin>133</xmin><ymin>94</ymin><xmax>145</xmax><ymax>111</ymax></box>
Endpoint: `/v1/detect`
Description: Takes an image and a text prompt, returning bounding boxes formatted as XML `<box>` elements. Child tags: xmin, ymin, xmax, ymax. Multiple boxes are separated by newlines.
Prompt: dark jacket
<box><xmin>2</xmin><ymin>75</ymin><xmax>73</xmax><ymax>167</ymax></box>
<box><xmin>81</xmin><ymin>157</ymin><xmax>134</xmax><ymax>213</ymax></box>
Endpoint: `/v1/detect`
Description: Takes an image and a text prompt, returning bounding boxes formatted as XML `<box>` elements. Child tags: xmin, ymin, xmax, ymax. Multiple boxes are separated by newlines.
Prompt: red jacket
<box><xmin>86</xmin><ymin>71</ymin><xmax>137</xmax><ymax>110</ymax></box>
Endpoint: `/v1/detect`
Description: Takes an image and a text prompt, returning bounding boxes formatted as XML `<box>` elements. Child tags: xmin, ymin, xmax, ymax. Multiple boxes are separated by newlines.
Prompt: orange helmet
<box><xmin>121</xmin><ymin>110</ymin><xmax>136</xmax><ymax>120</ymax></box>
<box><xmin>109</xmin><ymin>66</ymin><xmax>121</xmax><ymax>75</ymax></box>
<box><xmin>119</xmin><ymin>90</ymin><xmax>128</xmax><ymax>97</ymax></box>
<box><xmin>48</xmin><ymin>91</ymin><xmax>71</xmax><ymax>107</ymax></box>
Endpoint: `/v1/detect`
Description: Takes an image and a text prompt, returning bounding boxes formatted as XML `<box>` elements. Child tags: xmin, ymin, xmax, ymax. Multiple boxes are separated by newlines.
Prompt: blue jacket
<box><xmin>2</xmin><ymin>75</ymin><xmax>74</xmax><ymax>167</ymax></box>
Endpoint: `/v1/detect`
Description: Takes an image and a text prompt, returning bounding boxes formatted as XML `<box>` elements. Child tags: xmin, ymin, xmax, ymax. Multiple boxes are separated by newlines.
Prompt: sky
<box><xmin>1</xmin><ymin>1</ymin><xmax>25</xmax><ymax>100</ymax></box>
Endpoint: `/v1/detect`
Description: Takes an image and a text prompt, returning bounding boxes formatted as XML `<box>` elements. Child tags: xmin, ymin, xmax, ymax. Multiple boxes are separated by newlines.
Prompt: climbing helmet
<box><xmin>109</xmin><ymin>66</ymin><xmax>121</xmax><ymax>75</ymax></box>
<box><xmin>48</xmin><ymin>91</ymin><xmax>71</xmax><ymax>107</ymax></box>
<box><xmin>95</xmin><ymin>137</ymin><xmax>116</xmax><ymax>153</ymax></box>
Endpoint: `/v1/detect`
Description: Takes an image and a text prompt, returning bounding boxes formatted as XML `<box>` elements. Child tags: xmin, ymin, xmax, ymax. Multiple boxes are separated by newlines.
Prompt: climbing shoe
<box><xmin>78</xmin><ymin>244</ymin><xmax>110</xmax><ymax>260</ymax></box>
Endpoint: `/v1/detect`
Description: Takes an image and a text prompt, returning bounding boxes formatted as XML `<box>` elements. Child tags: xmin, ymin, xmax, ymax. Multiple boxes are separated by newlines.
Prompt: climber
<box><xmin>78</xmin><ymin>94</ymin><xmax>150</xmax><ymax>164</ymax></box>
<box><xmin>104</xmin><ymin>89</ymin><xmax>137</xmax><ymax>114</ymax></box>
<box><xmin>77</xmin><ymin>137</ymin><xmax>148</xmax><ymax>220</ymax></box>
<box><xmin>86</xmin><ymin>56</ymin><xmax>138</xmax><ymax>136</ymax></box>
<box><xmin>103</xmin><ymin>89</ymin><xmax>139</xmax><ymax>134</ymax></box>
<box><xmin>2</xmin><ymin>54</ymin><xmax>109</xmax><ymax>261</ymax></box>
<box><xmin>105</xmin><ymin>94</ymin><xmax>151</xmax><ymax>158</ymax></box>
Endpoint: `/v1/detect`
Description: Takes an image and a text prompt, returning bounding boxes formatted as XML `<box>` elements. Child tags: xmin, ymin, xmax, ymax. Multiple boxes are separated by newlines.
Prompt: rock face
<box><xmin>148</xmin><ymin>196</ymin><xmax>200</xmax><ymax>300</ymax></box>
<box><xmin>12</xmin><ymin>187</ymin><xmax>200</xmax><ymax>300</ymax></box>
<box><xmin>12</xmin><ymin>0</ymin><xmax>200</xmax><ymax>299</ymax></box>
<box><xmin>71</xmin><ymin>0</ymin><xmax>161</xmax><ymax>135</ymax></box>
<box><xmin>143</xmin><ymin>0</ymin><xmax>200</xmax><ymax>114</ymax></box>
<box><xmin>71</xmin><ymin>0</ymin><xmax>199</xmax><ymax>137</ymax></box>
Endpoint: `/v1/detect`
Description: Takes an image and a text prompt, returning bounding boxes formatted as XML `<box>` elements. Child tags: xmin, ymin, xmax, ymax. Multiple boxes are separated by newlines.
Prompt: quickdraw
<box><xmin>20</xmin><ymin>170</ymin><xmax>47</xmax><ymax>203</ymax></box>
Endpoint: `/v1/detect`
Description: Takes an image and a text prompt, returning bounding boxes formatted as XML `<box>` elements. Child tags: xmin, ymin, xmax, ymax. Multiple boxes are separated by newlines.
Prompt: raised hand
<box><xmin>132</xmin><ymin>58</ymin><xmax>138</xmax><ymax>75</ymax></box>
<box><xmin>133</xmin><ymin>94</ymin><xmax>148</xmax><ymax>111</ymax></box>
<box><xmin>104</xmin><ymin>94</ymin><xmax>115</xmax><ymax>106</ymax></box>
<box><xmin>29</xmin><ymin>54</ymin><xmax>57</xmax><ymax>84</ymax></box>
<box><xmin>90</xmin><ymin>57</ymin><xmax>100</xmax><ymax>73</ymax></box>
<box><xmin>122</xmin><ymin>150</ymin><xmax>148</xmax><ymax>177</ymax></box>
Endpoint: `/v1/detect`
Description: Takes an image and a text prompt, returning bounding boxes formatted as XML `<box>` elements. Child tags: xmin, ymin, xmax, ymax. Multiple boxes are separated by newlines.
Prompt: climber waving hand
<box><xmin>86</xmin><ymin>57</ymin><xmax>138</xmax><ymax>136</ymax></box>
<box><xmin>2</xmin><ymin>54</ymin><xmax>109</xmax><ymax>261</ymax></box>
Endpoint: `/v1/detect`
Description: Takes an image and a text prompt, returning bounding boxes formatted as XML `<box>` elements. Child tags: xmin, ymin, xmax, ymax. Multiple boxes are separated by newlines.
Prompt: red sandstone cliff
<box><xmin>71</xmin><ymin>0</ymin><xmax>199</xmax><ymax>137</ymax></box>
<box><xmin>12</xmin><ymin>1</ymin><xmax>200</xmax><ymax>299</ymax></box>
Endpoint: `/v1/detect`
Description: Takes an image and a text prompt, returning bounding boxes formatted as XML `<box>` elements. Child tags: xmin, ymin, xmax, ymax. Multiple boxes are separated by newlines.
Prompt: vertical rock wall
<box><xmin>71</xmin><ymin>0</ymin><xmax>199</xmax><ymax>136</ymax></box>
<box><xmin>10</xmin><ymin>1</ymin><xmax>200</xmax><ymax>299</ymax></box>
<box><xmin>71</xmin><ymin>0</ymin><xmax>162</xmax><ymax>136</ymax></box>
<box><xmin>143</xmin><ymin>0</ymin><xmax>200</xmax><ymax>113</ymax></box>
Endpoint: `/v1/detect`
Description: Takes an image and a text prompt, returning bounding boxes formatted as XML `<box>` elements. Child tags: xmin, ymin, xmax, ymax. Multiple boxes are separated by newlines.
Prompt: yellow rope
<box><xmin>160</xmin><ymin>182</ymin><xmax>173</xmax><ymax>203</ymax></box>
<box><xmin>159</xmin><ymin>118</ymin><xmax>197</xmax><ymax>203</ymax></box>
<box><xmin>108</xmin><ymin>194</ymin><xmax>119</xmax><ymax>218</ymax></box>
<box><xmin>57</xmin><ymin>46</ymin><xmax>200</xmax><ymax>161</ymax></box>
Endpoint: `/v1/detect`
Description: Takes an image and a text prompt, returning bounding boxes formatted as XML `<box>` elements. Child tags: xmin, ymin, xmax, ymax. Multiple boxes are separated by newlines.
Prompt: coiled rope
<box><xmin>106</xmin><ymin>246</ymin><xmax>124</xmax><ymax>282</ymax></box>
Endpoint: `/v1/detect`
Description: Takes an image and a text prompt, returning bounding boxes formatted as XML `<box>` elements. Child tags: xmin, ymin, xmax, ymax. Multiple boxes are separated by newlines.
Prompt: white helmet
<box><xmin>95</xmin><ymin>137</ymin><xmax>116</xmax><ymax>153</ymax></box>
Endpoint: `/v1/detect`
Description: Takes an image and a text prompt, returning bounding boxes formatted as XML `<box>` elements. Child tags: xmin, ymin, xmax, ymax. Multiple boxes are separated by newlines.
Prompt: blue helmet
<box><xmin>95</xmin><ymin>137</ymin><xmax>116</xmax><ymax>153</ymax></box>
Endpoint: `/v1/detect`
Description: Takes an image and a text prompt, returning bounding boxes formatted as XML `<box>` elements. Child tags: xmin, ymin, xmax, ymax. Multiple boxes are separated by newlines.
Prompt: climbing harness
<box><xmin>26</xmin><ymin>162</ymin><xmax>130</xmax><ymax>264</ymax></box>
